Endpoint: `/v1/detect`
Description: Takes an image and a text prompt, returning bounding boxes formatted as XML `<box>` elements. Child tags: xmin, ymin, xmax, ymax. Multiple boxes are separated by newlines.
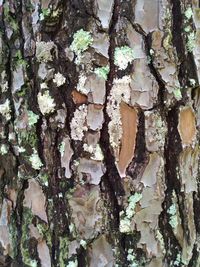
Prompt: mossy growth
<box><xmin>59</xmin><ymin>236</ymin><xmax>69</xmax><ymax>267</ymax></box>
<box><xmin>13</xmin><ymin>50</ymin><xmax>27</xmax><ymax>68</ymax></box>
<box><xmin>21</xmin><ymin>207</ymin><xmax>38</xmax><ymax>267</ymax></box>
<box><xmin>8</xmin><ymin>212</ymin><xmax>18</xmax><ymax>258</ymax></box>
<box><xmin>18</xmin><ymin>130</ymin><xmax>38</xmax><ymax>148</ymax></box>
<box><xmin>37</xmin><ymin>223</ymin><xmax>52</xmax><ymax>246</ymax></box>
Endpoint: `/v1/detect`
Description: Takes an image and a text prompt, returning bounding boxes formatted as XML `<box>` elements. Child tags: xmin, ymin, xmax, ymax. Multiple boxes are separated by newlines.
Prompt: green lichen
<box><xmin>21</xmin><ymin>208</ymin><xmax>37</xmax><ymax>267</ymax></box>
<box><xmin>119</xmin><ymin>192</ymin><xmax>142</xmax><ymax>233</ymax></box>
<box><xmin>127</xmin><ymin>249</ymin><xmax>139</xmax><ymax>267</ymax></box>
<box><xmin>40</xmin><ymin>8</ymin><xmax>51</xmax><ymax>20</ymax></box>
<box><xmin>18</xmin><ymin>130</ymin><xmax>38</xmax><ymax>148</ymax></box>
<box><xmin>59</xmin><ymin>236</ymin><xmax>69</xmax><ymax>267</ymax></box>
<box><xmin>67</xmin><ymin>260</ymin><xmax>78</xmax><ymax>267</ymax></box>
<box><xmin>185</xmin><ymin>7</ymin><xmax>193</xmax><ymax>19</ymax></box>
<box><xmin>70</xmin><ymin>29</ymin><xmax>93</xmax><ymax>56</ymax></box>
<box><xmin>37</xmin><ymin>223</ymin><xmax>51</xmax><ymax>246</ymax></box>
<box><xmin>38</xmin><ymin>172</ymin><xmax>49</xmax><ymax>186</ymax></box>
<box><xmin>0</xmin><ymin>144</ymin><xmax>8</xmax><ymax>155</ymax></box>
<box><xmin>173</xmin><ymin>88</ymin><xmax>182</xmax><ymax>100</ymax></box>
<box><xmin>114</xmin><ymin>46</ymin><xmax>135</xmax><ymax>70</ymax></box>
<box><xmin>14</xmin><ymin>50</ymin><xmax>27</xmax><ymax>68</ymax></box>
<box><xmin>186</xmin><ymin>32</ymin><xmax>196</xmax><ymax>52</ymax></box>
<box><xmin>94</xmin><ymin>65</ymin><xmax>110</xmax><ymax>80</ymax></box>
<box><xmin>29</xmin><ymin>149</ymin><xmax>43</xmax><ymax>170</ymax></box>
<box><xmin>168</xmin><ymin>203</ymin><xmax>178</xmax><ymax>229</ymax></box>
<box><xmin>9</xmin><ymin>213</ymin><xmax>18</xmax><ymax>258</ymax></box>
<box><xmin>59</xmin><ymin>141</ymin><xmax>65</xmax><ymax>157</ymax></box>
<box><xmin>27</xmin><ymin>111</ymin><xmax>39</xmax><ymax>127</ymax></box>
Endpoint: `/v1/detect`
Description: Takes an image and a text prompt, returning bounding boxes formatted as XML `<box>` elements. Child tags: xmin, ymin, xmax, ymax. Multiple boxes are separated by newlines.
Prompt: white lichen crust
<box><xmin>107</xmin><ymin>76</ymin><xmax>131</xmax><ymax>151</ymax></box>
<box><xmin>36</xmin><ymin>41</ymin><xmax>56</xmax><ymax>63</ymax></box>
<box><xmin>29</xmin><ymin>150</ymin><xmax>43</xmax><ymax>170</ymax></box>
<box><xmin>53</xmin><ymin>72</ymin><xmax>66</xmax><ymax>87</ymax></box>
<box><xmin>70</xmin><ymin>104</ymin><xmax>88</xmax><ymax>141</ymax></box>
<box><xmin>114</xmin><ymin>46</ymin><xmax>135</xmax><ymax>70</ymax></box>
<box><xmin>0</xmin><ymin>99</ymin><xmax>11</xmax><ymax>121</ymax></box>
<box><xmin>37</xmin><ymin>91</ymin><xmax>56</xmax><ymax>115</ymax></box>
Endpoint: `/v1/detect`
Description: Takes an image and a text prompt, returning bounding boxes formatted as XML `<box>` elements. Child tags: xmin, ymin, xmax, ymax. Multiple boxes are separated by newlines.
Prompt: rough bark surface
<box><xmin>0</xmin><ymin>0</ymin><xmax>200</xmax><ymax>266</ymax></box>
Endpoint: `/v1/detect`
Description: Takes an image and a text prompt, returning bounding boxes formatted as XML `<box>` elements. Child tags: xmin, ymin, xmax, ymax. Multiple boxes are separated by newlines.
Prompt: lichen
<box><xmin>21</xmin><ymin>208</ymin><xmax>37</xmax><ymax>267</ymax></box>
<box><xmin>173</xmin><ymin>88</ymin><xmax>182</xmax><ymax>100</ymax></box>
<box><xmin>83</xmin><ymin>143</ymin><xmax>104</xmax><ymax>161</ymax></box>
<box><xmin>107</xmin><ymin>76</ymin><xmax>131</xmax><ymax>150</ymax></box>
<box><xmin>189</xmin><ymin>78</ymin><xmax>196</xmax><ymax>86</ymax></box>
<box><xmin>80</xmin><ymin>239</ymin><xmax>87</xmax><ymax>249</ymax></box>
<box><xmin>37</xmin><ymin>91</ymin><xmax>56</xmax><ymax>115</ymax></box>
<box><xmin>119</xmin><ymin>192</ymin><xmax>142</xmax><ymax>233</ymax></box>
<box><xmin>94</xmin><ymin>65</ymin><xmax>110</xmax><ymax>80</ymax></box>
<box><xmin>59</xmin><ymin>237</ymin><xmax>69</xmax><ymax>267</ymax></box>
<box><xmin>76</xmin><ymin>73</ymin><xmax>89</xmax><ymax>95</ymax></box>
<box><xmin>70</xmin><ymin>104</ymin><xmax>88</xmax><ymax>141</ymax></box>
<box><xmin>186</xmin><ymin>32</ymin><xmax>196</xmax><ymax>52</ymax></box>
<box><xmin>114</xmin><ymin>46</ymin><xmax>135</xmax><ymax>70</ymax></box>
<box><xmin>0</xmin><ymin>99</ymin><xmax>11</xmax><ymax>120</ymax></box>
<box><xmin>59</xmin><ymin>141</ymin><xmax>65</xmax><ymax>157</ymax></box>
<box><xmin>66</xmin><ymin>259</ymin><xmax>78</xmax><ymax>267</ymax></box>
<box><xmin>185</xmin><ymin>7</ymin><xmax>193</xmax><ymax>19</ymax></box>
<box><xmin>36</xmin><ymin>41</ymin><xmax>56</xmax><ymax>62</ymax></box>
<box><xmin>70</xmin><ymin>29</ymin><xmax>93</xmax><ymax>57</ymax></box>
<box><xmin>127</xmin><ymin>249</ymin><xmax>139</xmax><ymax>267</ymax></box>
<box><xmin>0</xmin><ymin>144</ymin><xmax>8</xmax><ymax>155</ymax></box>
<box><xmin>168</xmin><ymin>203</ymin><xmax>178</xmax><ymax>229</ymax></box>
<box><xmin>53</xmin><ymin>72</ymin><xmax>66</xmax><ymax>87</ymax></box>
<box><xmin>27</xmin><ymin>110</ymin><xmax>39</xmax><ymax>126</ymax></box>
<box><xmin>29</xmin><ymin>149</ymin><xmax>43</xmax><ymax>170</ymax></box>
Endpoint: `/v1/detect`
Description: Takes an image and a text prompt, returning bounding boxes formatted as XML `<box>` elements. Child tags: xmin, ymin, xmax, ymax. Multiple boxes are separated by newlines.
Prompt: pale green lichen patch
<box><xmin>189</xmin><ymin>78</ymin><xmax>196</xmax><ymax>86</ymax></box>
<box><xmin>70</xmin><ymin>104</ymin><xmax>88</xmax><ymax>141</ymax></box>
<box><xmin>168</xmin><ymin>203</ymin><xmax>178</xmax><ymax>229</ymax></box>
<box><xmin>66</xmin><ymin>259</ymin><xmax>78</xmax><ymax>267</ymax></box>
<box><xmin>27</xmin><ymin>110</ymin><xmax>39</xmax><ymax>126</ymax></box>
<box><xmin>119</xmin><ymin>192</ymin><xmax>142</xmax><ymax>233</ymax></box>
<box><xmin>114</xmin><ymin>46</ymin><xmax>135</xmax><ymax>70</ymax></box>
<box><xmin>36</xmin><ymin>41</ymin><xmax>56</xmax><ymax>62</ymax></box>
<box><xmin>59</xmin><ymin>237</ymin><xmax>69</xmax><ymax>267</ymax></box>
<box><xmin>94</xmin><ymin>65</ymin><xmax>110</xmax><ymax>80</ymax></box>
<box><xmin>80</xmin><ymin>239</ymin><xmax>87</xmax><ymax>249</ymax></box>
<box><xmin>186</xmin><ymin>32</ymin><xmax>196</xmax><ymax>52</ymax></box>
<box><xmin>37</xmin><ymin>91</ymin><xmax>56</xmax><ymax>115</ymax></box>
<box><xmin>70</xmin><ymin>29</ymin><xmax>93</xmax><ymax>56</ymax></box>
<box><xmin>0</xmin><ymin>144</ymin><xmax>8</xmax><ymax>155</ymax></box>
<box><xmin>173</xmin><ymin>88</ymin><xmax>182</xmax><ymax>100</ymax></box>
<box><xmin>29</xmin><ymin>149</ymin><xmax>43</xmax><ymax>170</ymax></box>
<box><xmin>59</xmin><ymin>141</ymin><xmax>65</xmax><ymax>157</ymax></box>
<box><xmin>127</xmin><ymin>249</ymin><xmax>139</xmax><ymax>267</ymax></box>
<box><xmin>185</xmin><ymin>7</ymin><xmax>193</xmax><ymax>19</ymax></box>
<box><xmin>0</xmin><ymin>99</ymin><xmax>11</xmax><ymax>120</ymax></box>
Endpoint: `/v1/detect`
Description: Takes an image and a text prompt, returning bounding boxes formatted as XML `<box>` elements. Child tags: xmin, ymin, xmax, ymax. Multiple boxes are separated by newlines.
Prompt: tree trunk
<box><xmin>0</xmin><ymin>0</ymin><xmax>200</xmax><ymax>266</ymax></box>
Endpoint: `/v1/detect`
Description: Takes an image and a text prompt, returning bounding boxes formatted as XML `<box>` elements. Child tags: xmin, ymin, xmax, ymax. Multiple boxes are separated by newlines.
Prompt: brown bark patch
<box><xmin>72</xmin><ymin>90</ymin><xmax>87</xmax><ymax>104</ymax></box>
<box><xmin>117</xmin><ymin>102</ymin><xmax>138</xmax><ymax>177</ymax></box>
<box><xmin>178</xmin><ymin>106</ymin><xmax>196</xmax><ymax>146</ymax></box>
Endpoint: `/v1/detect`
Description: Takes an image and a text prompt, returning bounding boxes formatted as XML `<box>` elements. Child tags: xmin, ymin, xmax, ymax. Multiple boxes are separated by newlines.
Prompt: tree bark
<box><xmin>0</xmin><ymin>0</ymin><xmax>200</xmax><ymax>266</ymax></box>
